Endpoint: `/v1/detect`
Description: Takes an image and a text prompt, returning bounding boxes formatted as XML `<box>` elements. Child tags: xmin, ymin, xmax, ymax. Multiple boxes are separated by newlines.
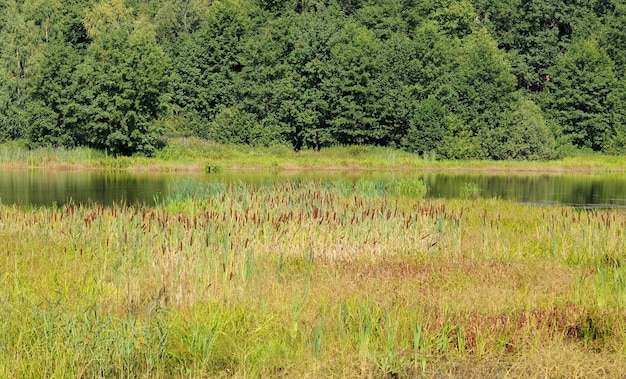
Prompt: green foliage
<box><xmin>407</xmin><ymin>27</ymin><xmax>519</xmax><ymax>159</ymax></box>
<box><xmin>154</xmin><ymin>0</ymin><xmax>208</xmax><ymax>48</ymax></box>
<box><xmin>450</xmin><ymin>28</ymin><xmax>517</xmax><ymax>136</ymax></box>
<box><xmin>74</xmin><ymin>3</ymin><xmax>171</xmax><ymax>156</ymax></box>
<box><xmin>241</xmin><ymin>6</ymin><xmax>345</xmax><ymax>150</ymax></box>
<box><xmin>601</xmin><ymin>1</ymin><xmax>626</xmax><ymax>71</ymax></box>
<box><xmin>604</xmin><ymin>80</ymin><xmax>626</xmax><ymax>154</ymax></box>
<box><xmin>169</xmin><ymin>0</ymin><xmax>253</xmax><ymax>126</ymax></box>
<box><xmin>208</xmin><ymin>106</ymin><xmax>258</xmax><ymax>145</ymax></box>
<box><xmin>208</xmin><ymin>105</ymin><xmax>284</xmax><ymax>147</ymax></box>
<box><xmin>0</xmin><ymin>1</ymin><xmax>41</xmax><ymax>141</ymax></box>
<box><xmin>474</xmin><ymin>0</ymin><xmax>591</xmax><ymax>91</ymax></box>
<box><xmin>369</xmin><ymin>33</ymin><xmax>420</xmax><ymax>144</ymax></box>
<box><xmin>549</xmin><ymin>38</ymin><xmax>616</xmax><ymax>152</ymax></box>
<box><xmin>485</xmin><ymin>96</ymin><xmax>557</xmax><ymax>160</ymax></box>
<box><xmin>324</xmin><ymin>20</ymin><xmax>381</xmax><ymax>145</ymax></box>
<box><xmin>26</xmin><ymin>41</ymin><xmax>83</xmax><ymax>147</ymax></box>
<box><xmin>0</xmin><ymin>0</ymin><xmax>625</xmax><ymax>159</ymax></box>
<box><xmin>387</xmin><ymin>178</ymin><xmax>428</xmax><ymax>198</ymax></box>
<box><xmin>402</xmin><ymin>96</ymin><xmax>448</xmax><ymax>155</ymax></box>
<box><xmin>438</xmin><ymin>114</ymin><xmax>485</xmax><ymax>159</ymax></box>
<box><xmin>424</xmin><ymin>0</ymin><xmax>478</xmax><ymax>38</ymax></box>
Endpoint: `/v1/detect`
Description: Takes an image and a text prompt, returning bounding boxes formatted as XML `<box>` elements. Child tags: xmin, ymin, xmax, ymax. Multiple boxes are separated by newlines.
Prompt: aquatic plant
<box><xmin>461</xmin><ymin>182</ymin><xmax>481</xmax><ymax>199</ymax></box>
<box><xmin>1</xmin><ymin>184</ymin><xmax>626</xmax><ymax>376</ymax></box>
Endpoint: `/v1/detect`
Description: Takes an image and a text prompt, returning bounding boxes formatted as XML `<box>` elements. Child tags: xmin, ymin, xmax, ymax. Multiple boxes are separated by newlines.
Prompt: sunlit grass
<box><xmin>0</xmin><ymin>140</ymin><xmax>105</xmax><ymax>167</ymax></box>
<box><xmin>1</xmin><ymin>180</ymin><xmax>626</xmax><ymax>376</ymax></box>
<box><xmin>1</xmin><ymin>138</ymin><xmax>625</xmax><ymax>173</ymax></box>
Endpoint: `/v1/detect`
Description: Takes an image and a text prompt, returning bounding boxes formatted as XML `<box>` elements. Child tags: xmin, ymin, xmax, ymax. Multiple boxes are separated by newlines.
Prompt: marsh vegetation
<box><xmin>2</xmin><ymin>180</ymin><xmax>626</xmax><ymax>377</ymax></box>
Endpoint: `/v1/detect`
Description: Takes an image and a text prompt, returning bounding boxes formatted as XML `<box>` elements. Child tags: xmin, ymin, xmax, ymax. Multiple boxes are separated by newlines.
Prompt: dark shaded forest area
<box><xmin>1</xmin><ymin>0</ymin><xmax>625</xmax><ymax>158</ymax></box>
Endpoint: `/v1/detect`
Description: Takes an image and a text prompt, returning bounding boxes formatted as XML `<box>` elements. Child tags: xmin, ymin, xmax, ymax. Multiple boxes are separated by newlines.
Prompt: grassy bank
<box><xmin>1</xmin><ymin>180</ymin><xmax>626</xmax><ymax>377</ymax></box>
<box><xmin>1</xmin><ymin>138</ymin><xmax>625</xmax><ymax>173</ymax></box>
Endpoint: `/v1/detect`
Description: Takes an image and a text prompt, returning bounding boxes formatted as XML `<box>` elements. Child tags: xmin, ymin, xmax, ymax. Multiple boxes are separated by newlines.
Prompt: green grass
<box><xmin>0</xmin><ymin>140</ymin><xmax>105</xmax><ymax>167</ymax></box>
<box><xmin>1</xmin><ymin>181</ymin><xmax>626</xmax><ymax>376</ymax></box>
<box><xmin>1</xmin><ymin>138</ymin><xmax>626</xmax><ymax>173</ymax></box>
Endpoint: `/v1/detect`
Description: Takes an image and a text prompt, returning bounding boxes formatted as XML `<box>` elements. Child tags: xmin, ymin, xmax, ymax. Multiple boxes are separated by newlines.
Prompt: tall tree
<box><xmin>600</xmin><ymin>0</ymin><xmax>626</xmax><ymax>71</ymax></box>
<box><xmin>154</xmin><ymin>0</ymin><xmax>209</xmax><ymax>50</ymax></box>
<box><xmin>70</xmin><ymin>1</ymin><xmax>171</xmax><ymax>155</ymax></box>
<box><xmin>437</xmin><ymin>28</ymin><xmax>517</xmax><ymax>159</ymax></box>
<box><xmin>548</xmin><ymin>38</ymin><xmax>617</xmax><ymax>151</ymax></box>
<box><xmin>372</xmin><ymin>33</ymin><xmax>422</xmax><ymax>146</ymax></box>
<box><xmin>324</xmin><ymin>20</ymin><xmax>381</xmax><ymax>145</ymax></box>
<box><xmin>169</xmin><ymin>0</ymin><xmax>253</xmax><ymax>130</ymax></box>
<box><xmin>23</xmin><ymin>0</ymin><xmax>92</xmax><ymax>147</ymax></box>
<box><xmin>474</xmin><ymin>0</ymin><xmax>595</xmax><ymax>92</ymax></box>
<box><xmin>239</xmin><ymin>6</ymin><xmax>343</xmax><ymax>150</ymax></box>
<box><xmin>0</xmin><ymin>1</ymin><xmax>43</xmax><ymax>140</ymax></box>
<box><xmin>26</xmin><ymin>42</ymin><xmax>83</xmax><ymax>147</ymax></box>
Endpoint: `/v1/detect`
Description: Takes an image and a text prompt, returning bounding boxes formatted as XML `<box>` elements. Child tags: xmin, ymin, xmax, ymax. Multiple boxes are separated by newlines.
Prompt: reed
<box><xmin>1</xmin><ymin>181</ymin><xmax>626</xmax><ymax>376</ymax></box>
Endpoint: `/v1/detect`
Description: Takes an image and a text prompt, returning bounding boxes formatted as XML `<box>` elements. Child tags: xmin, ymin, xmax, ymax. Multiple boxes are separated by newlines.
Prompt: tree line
<box><xmin>1</xmin><ymin>0</ymin><xmax>625</xmax><ymax>158</ymax></box>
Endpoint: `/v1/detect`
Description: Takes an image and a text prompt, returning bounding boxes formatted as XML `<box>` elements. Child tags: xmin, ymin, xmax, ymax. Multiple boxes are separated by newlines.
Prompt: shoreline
<box><xmin>0</xmin><ymin>161</ymin><xmax>623</xmax><ymax>174</ymax></box>
<box><xmin>0</xmin><ymin>141</ymin><xmax>624</xmax><ymax>174</ymax></box>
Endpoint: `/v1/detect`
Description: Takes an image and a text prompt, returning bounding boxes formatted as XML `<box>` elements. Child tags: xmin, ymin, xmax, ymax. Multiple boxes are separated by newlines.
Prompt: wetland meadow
<box><xmin>1</xmin><ymin>142</ymin><xmax>626</xmax><ymax>377</ymax></box>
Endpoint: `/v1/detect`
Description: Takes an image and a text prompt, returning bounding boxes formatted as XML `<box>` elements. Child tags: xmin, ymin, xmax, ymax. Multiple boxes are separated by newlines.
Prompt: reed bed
<box><xmin>1</xmin><ymin>180</ymin><xmax>626</xmax><ymax>377</ymax></box>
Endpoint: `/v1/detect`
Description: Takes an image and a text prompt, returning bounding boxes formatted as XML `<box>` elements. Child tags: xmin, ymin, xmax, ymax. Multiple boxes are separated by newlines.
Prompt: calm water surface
<box><xmin>1</xmin><ymin>169</ymin><xmax>626</xmax><ymax>207</ymax></box>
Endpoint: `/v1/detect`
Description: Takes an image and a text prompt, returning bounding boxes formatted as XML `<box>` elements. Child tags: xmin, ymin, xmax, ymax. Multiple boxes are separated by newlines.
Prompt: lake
<box><xmin>1</xmin><ymin>169</ymin><xmax>625</xmax><ymax>207</ymax></box>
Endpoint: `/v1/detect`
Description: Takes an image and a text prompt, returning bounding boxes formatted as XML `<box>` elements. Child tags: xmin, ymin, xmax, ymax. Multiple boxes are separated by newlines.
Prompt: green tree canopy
<box><xmin>2</xmin><ymin>0</ymin><xmax>626</xmax><ymax>159</ymax></box>
<box><xmin>69</xmin><ymin>1</ymin><xmax>171</xmax><ymax>155</ymax></box>
<box><xmin>549</xmin><ymin>38</ymin><xmax>617</xmax><ymax>151</ymax></box>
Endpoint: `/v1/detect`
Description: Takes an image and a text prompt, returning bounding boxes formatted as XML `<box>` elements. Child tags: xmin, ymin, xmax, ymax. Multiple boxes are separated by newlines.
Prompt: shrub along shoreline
<box><xmin>0</xmin><ymin>139</ymin><xmax>625</xmax><ymax>174</ymax></box>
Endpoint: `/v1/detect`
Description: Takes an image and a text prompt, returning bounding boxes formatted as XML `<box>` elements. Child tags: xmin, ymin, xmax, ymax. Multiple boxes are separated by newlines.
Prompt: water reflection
<box><xmin>0</xmin><ymin>169</ymin><xmax>625</xmax><ymax>207</ymax></box>
<box><xmin>0</xmin><ymin>170</ymin><xmax>173</xmax><ymax>206</ymax></box>
<box><xmin>421</xmin><ymin>173</ymin><xmax>626</xmax><ymax>207</ymax></box>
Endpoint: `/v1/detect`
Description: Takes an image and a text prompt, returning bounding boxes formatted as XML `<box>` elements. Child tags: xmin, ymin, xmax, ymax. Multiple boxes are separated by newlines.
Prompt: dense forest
<box><xmin>1</xmin><ymin>0</ymin><xmax>625</xmax><ymax>159</ymax></box>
